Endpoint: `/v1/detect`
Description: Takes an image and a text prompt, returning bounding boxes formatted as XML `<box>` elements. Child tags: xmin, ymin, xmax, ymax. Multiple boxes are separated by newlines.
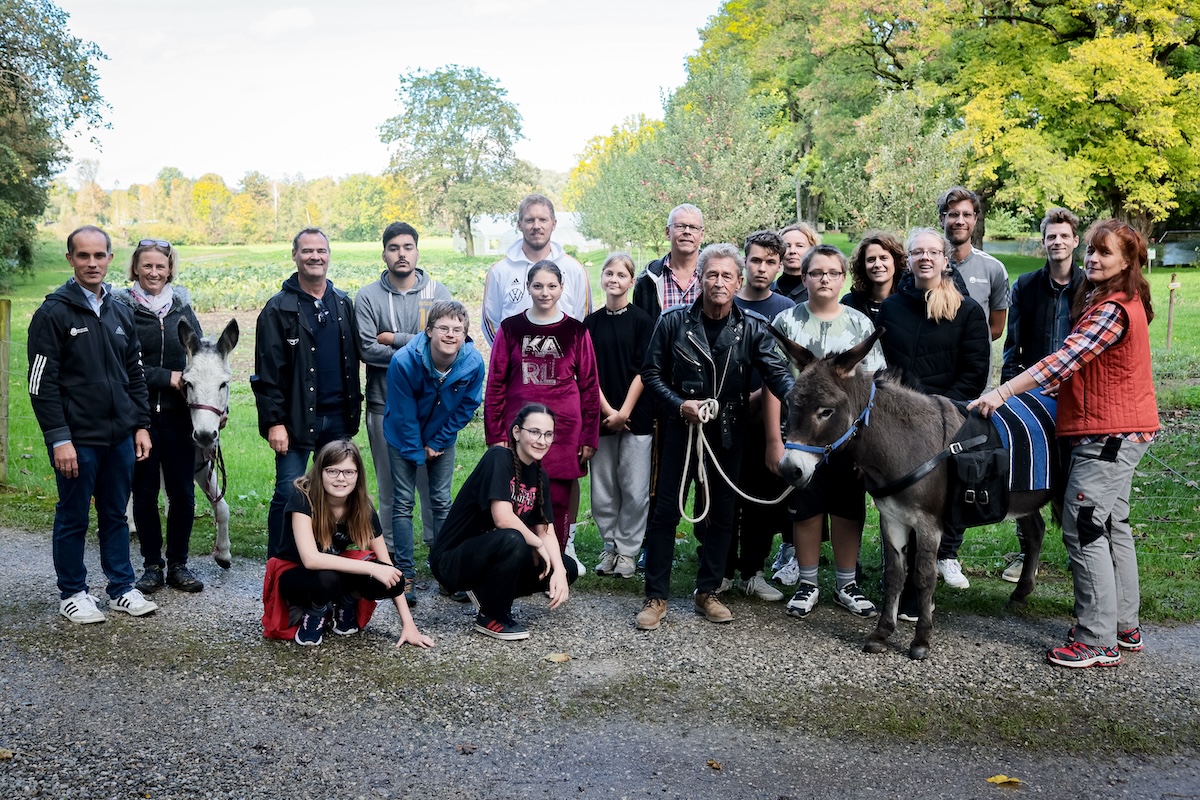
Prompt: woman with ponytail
<box><xmin>431</xmin><ymin>404</ymin><xmax>578</xmax><ymax>641</ymax></box>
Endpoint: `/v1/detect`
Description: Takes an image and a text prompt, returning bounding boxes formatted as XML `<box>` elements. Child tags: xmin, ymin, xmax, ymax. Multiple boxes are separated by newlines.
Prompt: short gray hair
<box><xmin>667</xmin><ymin>203</ymin><xmax>703</xmax><ymax>228</ymax></box>
<box><xmin>697</xmin><ymin>242</ymin><xmax>744</xmax><ymax>277</ymax></box>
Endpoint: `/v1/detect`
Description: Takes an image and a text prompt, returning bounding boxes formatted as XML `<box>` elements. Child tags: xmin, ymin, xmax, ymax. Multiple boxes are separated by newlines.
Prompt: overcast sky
<box><xmin>56</xmin><ymin>0</ymin><xmax>721</xmax><ymax>191</ymax></box>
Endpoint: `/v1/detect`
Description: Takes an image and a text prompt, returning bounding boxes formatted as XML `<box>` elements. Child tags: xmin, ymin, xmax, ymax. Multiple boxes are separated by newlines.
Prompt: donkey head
<box><xmin>180</xmin><ymin>318</ymin><xmax>239</xmax><ymax>460</ymax></box>
<box><xmin>769</xmin><ymin>326</ymin><xmax>882</xmax><ymax>487</ymax></box>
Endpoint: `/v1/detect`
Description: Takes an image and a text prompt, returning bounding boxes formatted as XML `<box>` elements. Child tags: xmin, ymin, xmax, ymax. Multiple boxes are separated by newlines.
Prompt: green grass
<box><xmin>3</xmin><ymin>236</ymin><xmax>1199</xmax><ymax>620</ymax></box>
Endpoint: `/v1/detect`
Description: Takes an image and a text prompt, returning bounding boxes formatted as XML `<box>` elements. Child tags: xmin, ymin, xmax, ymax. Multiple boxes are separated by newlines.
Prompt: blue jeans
<box><xmin>51</xmin><ymin>437</ymin><xmax>137</xmax><ymax>599</ymax></box>
<box><xmin>267</xmin><ymin>414</ymin><xmax>347</xmax><ymax>556</ymax></box>
<box><xmin>389</xmin><ymin>442</ymin><xmax>455</xmax><ymax>579</ymax></box>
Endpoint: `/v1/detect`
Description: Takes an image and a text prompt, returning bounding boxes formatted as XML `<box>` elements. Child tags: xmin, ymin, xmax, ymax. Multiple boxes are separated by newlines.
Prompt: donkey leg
<box><xmin>865</xmin><ymin>518</ymin><xmax>905</xmax><ymax>654</ymax></box>
<box><xmin>196</xmin><ymin>459</ymin><xmax>232</xmax><ymax>569</ymax></box>
<box><xmin>909</xmin><ymin>521</ymin><xmax>940</xmax><ymax>661</ymax></box>
<box><xmin>1009</xmin><ymin>514</ymin><xmax>1044</xmax><ymax>606</ymax></box>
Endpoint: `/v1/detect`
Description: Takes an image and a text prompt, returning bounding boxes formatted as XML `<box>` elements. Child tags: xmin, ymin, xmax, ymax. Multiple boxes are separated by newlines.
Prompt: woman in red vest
<box><xmin>971</xmin><ymin>219</ymin><xmax>1158</xmax><ymax>669</ymax></box>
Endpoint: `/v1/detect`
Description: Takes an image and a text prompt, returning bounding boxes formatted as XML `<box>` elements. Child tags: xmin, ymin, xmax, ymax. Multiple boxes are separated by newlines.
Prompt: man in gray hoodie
<box><xmin>356</xmin><ymin>222</ymin><xmax>450</xmax><ymax>586</ymax></box>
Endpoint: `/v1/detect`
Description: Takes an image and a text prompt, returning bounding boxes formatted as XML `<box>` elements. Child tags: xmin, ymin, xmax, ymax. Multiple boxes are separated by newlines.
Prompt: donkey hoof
<box><xmin>213</xmin><ymin>553</ymin><xmax>232</xmax><ymax>570</ymax></box>
<box><xmin>863</xmin><ymin>639</ymin><xmax>887</xmax><ymax>655</ymax></box>
<box><xmin>908</xmin><ymin>644</ymin><xmax>930</xmax><ymax>661</ymax></box>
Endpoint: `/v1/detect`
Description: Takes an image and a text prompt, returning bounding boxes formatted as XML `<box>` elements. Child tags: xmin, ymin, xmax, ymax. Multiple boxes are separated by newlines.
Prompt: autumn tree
<box><xmin>378</xmin><ymin>66</ymin><xmax>524</xmax><ymax>255</ymax></box>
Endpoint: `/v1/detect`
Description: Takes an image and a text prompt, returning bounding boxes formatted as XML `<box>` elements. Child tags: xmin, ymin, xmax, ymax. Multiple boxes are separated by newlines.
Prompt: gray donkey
<box><xmin>772</xmin><ymin>329</ymin><xmax>1055</xmax><ymax>660</ymax></box>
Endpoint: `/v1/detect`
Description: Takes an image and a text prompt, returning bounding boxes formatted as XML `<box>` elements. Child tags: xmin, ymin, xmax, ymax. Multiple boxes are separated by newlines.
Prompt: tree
<box><xmin>379</xmin><ymin>65</ymin><xmax>524</xmax><ymax>255</ymax></box>
<box><xmin>191</xmin><ymin>173</ymin><xmax>232</xmax><ymax>241</ymax></box>
<box><xmin>0</xmin><ymin>0</ymin><xmax>105</xmax><ymax>275</ymax></box>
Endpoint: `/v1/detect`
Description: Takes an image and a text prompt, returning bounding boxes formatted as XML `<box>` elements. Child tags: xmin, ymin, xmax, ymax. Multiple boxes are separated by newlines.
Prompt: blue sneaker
<box><xmin>295</xmin><ymin>604</ymin><xmax>328</xmax><ymax>646</ymax></box>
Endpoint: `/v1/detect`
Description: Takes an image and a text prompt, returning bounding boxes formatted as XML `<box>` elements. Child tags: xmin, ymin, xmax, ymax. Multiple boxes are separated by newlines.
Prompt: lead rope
<box><xmin>678</xmin><ymin>398</ymin><xmax>795</xmax><ymax>524</ymax></box>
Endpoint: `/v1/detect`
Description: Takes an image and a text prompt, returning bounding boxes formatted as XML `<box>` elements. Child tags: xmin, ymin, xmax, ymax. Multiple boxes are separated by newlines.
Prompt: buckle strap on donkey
<box><xmin>866</xmin><ymin>409</ymin><xmax>993</xmax><ymax>499</ymax></box>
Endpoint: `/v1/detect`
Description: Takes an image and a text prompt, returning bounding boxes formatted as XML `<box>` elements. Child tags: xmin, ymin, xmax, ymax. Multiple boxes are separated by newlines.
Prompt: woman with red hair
<box><xmin>971</xmin><ymin>219</ymin><xmax>1158</xmax><ymax>669</ymax></box>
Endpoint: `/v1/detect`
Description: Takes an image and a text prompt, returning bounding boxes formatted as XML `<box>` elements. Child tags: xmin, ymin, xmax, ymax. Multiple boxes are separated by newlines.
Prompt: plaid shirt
<box><xmin>1030</xmin><ymin>299</ymin><xmax>1155</xmax><ymax>445</ymax></box>
<box><xmin>660</xmin><ymin>253</ymin><xmax>701</xmax><ymax>310</ymax></box>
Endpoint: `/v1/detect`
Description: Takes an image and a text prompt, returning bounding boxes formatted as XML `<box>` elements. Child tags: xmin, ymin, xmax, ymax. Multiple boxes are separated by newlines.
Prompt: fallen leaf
<box><xmin>0</xmin><ymin>748</ymin><xmax>13</xmax><ymax>759</ymax></box>
<box><xmin>986</xmin><ymin>774</ymin><xmax>1021</xmax><ymax>786</ymax></box>
<box><xmin>455</xmin><ymin>743</ymin><xmax>477</xmax><ymax>755</ymax></box>
<box><xmin>544</xmin><ymin>652</ymin><xmax>571</xmax><ymax>663</ymax></box>
<box><xmin>707</xmin><ymin>759</ymin><xmax>722</xmax><ymax>771</ymax></box>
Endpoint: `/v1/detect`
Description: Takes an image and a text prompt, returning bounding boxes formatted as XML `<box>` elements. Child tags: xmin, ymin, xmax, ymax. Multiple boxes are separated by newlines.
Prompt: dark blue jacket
<box><xmin>1000</xmin><ymin>262</ymin><xmax>1083</xmax><ymax>382</ymax></box>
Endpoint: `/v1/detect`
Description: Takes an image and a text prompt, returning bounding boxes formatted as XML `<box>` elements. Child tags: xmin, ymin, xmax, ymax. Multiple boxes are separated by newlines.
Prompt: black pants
<box><xmin>279</xmin><ymin>566</ymin><xmax>405</xmax><ymax>610</ymax></box>
<box><xmin>431</xmin><ymin>528</ymin><xmax>579</xmax><ymax>620</ymax></box>
<box><xmin>645</xmin><ymin>419</ymin><xmax>743</xmax><ymax>598</ymax></box>
<box><xmin>132</xmin><ymin>409</ymin><xmax>196</xmax><ymax>568</ymax></box>
<box><xmin>727</xmin><ymin>420</ymin><xmax>789</xmax><ymax>580</ymax></box>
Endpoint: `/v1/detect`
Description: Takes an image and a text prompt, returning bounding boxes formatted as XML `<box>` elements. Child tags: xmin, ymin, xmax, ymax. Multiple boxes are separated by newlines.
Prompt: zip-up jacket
<box><xmin>355</xmin><ymin>268</ymin><xmax>450</xmax><ymax>414</ymax></box>
<box><xmin>481</xmin><ymin>239</ymin><xmax>592</xmax><ymax>344</ymax></box>
<box><xmin>641</xmin><ymin>298</ymin><xmax>793</xmax><ymax>449</ymax></box>
<box><xmin>632</xmin><ymin>256</ymin><xmax>669</xmax><ymax>318</ymax></box>
<box><xmin>112</xmin><ymin>285</ymin><xmax>204</xmax><ymax>415</ymax></box>
<box><xmin>27</xmin><ymin>280</ymin><xmax>150</xmax><ymax>448</ymax></box>
<box><xmin>383</xmin><ymin>331</ymin><xmax>485</xmax><ymax>464</ymax></box>
<box><xmin>251</xmin><ymin>274</ymin><xmax>362</xmax><ymax>449</ymax></box>
<box><xmin>1000</xmin><ymin>262</ymin><xmax>1083</xmax><ymax>382</ymax></box>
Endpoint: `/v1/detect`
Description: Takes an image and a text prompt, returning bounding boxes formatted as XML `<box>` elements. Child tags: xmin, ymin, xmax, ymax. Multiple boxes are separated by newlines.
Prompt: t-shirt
<box><xmin>270</xmin><ymin>486</ymin><xmax>383</xmax><ymax>563</ymax></box>
<box><xmin>584</xmin><ymin>304</ymin><xmax>655</xmax><ymax>436</ymax></box>
<box><xmin>954</xmin><ymin>248</ymin><xmax>1010</xmax><ymax>315</ymax></box>
<box><xmin>735</xmin><ymin>293</ymin><xmax>796</xmax><ymax>391</ymax></box>
<box><xmin>432</xmin><ymin>447</ymin><xmax>553</xmax><ymax>558</ymax></box>
<box><xmin>770</xmin><ymin>302</ymin><xmax>886</xmax><ymax>373</ymax></box>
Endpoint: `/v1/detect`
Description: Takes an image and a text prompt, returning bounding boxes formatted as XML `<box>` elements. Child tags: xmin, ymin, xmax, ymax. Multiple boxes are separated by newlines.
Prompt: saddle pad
<box><xmin>990</xmin><ymin>391</ymin><xmax>1057</xmax><ymax>492</ymax></box>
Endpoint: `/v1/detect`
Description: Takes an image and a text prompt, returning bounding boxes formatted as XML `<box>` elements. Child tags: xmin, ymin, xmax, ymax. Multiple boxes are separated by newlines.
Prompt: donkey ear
<box><xmin>766</xmin><ymin>324</ymin><xmax>816</xmax><ymax>372</ymax></box>
<box><xmin>216</xmin><ymin>318</ymin><xmax>239</xmax><ymax>357</ymax></box>
<box><xmin>178</xmin><ymin>318</ymin><xmax>201</xmax><ymax>355</ymax></box>
<box><xmin>832</xmin><ymin>327</ymin><xmax>883</xmax><ymax>378</ymax></box>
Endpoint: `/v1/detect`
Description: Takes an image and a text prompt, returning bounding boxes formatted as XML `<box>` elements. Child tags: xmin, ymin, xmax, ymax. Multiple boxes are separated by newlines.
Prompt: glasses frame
<box><xmin>322</xmin><ymin>467</ymin><xmax>359</xmax><ymax>480</ymax></box>
<box><xmin>520</xmin><ymin>427</ymin><xmax>555</xmax><ymax>442</ymax></box>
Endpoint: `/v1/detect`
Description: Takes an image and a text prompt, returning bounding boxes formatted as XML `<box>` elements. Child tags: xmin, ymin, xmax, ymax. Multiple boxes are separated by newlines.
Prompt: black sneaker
<box><xmin>135</xmin><ymin>565</ymin><xmax>165</xmax><ymax>594</ymax></box>
<box><xmin>474</xmin><ymin>613</ymin><xmax>529</xmax><ymax>641</ymax></box>
<box><xmin>167</xmin><ymin>563</ymin><xmax>204</xmax><ymax>593</ymax></box>
<box><xmin>332</xmin><ymin>598</ymin><xmax>359</xmax><ymax>635</ymax></box>
<box><xmin>438</xmin><ymin>583</ymin><xmax>470</xmax><ymax>603</ymax></box>
<box><xmin>295</xmin><ymin>605</ymin><xmax>328</xmax><ymax>646</ymax></box>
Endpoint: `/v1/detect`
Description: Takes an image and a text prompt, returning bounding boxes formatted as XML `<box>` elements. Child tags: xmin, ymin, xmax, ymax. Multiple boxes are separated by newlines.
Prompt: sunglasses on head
<box><xmin>139</xmin><ymin>239</ymin><xmax>172</xmax><ymax>252</ymax></box>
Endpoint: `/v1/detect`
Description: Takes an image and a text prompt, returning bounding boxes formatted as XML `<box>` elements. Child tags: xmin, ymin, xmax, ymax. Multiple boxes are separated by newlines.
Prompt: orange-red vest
<box><xmin>1057</xmin><ymin>294</ymin><xmax>1159</xmax><ymax>437</ymax></box>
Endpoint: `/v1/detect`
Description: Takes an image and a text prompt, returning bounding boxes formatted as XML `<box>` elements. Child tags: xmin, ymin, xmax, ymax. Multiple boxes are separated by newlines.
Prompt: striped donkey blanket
<box><xmin>990</xmin><ymin>391</ymin><xmax>1058</xmax><ymax>492</ymax></box>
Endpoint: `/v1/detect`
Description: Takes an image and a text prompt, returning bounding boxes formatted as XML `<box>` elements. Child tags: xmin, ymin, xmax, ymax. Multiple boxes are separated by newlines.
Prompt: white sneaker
<box><xmin>595</xmin><ymin>550</ymin><xmax>618</xmax><ymax>576</ymax></box>
<box><xmin>110</xmin><ymin>588</ymin><xmax>158</xmax><ymax>617</ymax></box>
<box><xmin>60</xmin><ymin>591</ymin><xmax>106</xmax><ymax>624</ymax></box>
<box><xmin>773</xmin><ymin>557</ymin><xmax>800</xmax><ymax>586</ymax></box>
<box><xmin>715</xmin><ymin>577</ymin><xmax>735</xmax><ymax>595</ymax></box>
<box><xmin>785</xmin><ymin>582</ymin><xmax>820</xmax><ymax>618</ymax></box>
<box><xmin>740</xmin><ymin>572</ymin><xmax>784</xmax><ymax>602</ymax></box>
<box><xmin>613</xmin><ymin>554</ymin><xmax>636</xmax><ymax>579</ymax></box>
<box><xmin>937</xmin><ymin>558</ymin><xmax>970</xmax><ymax>589</ymax></box>
<box><xmin>1001</xmin><ymin>553</ymin><xmax>1024</xmax><ymax>583</ymax></box>
<box><xmin>771</xmin><ymin>543</ymin><xmax>795</xmax><ymax>573</ymax></box>
<box><xmin>565</xmin><ymin>540</ymin><xmax>587</xmax><ymax>576</ymax></box>
<box><xmin>834</xmin><ymin>582</ymin><xmax>879</xmax><ymax>618</ymax></box>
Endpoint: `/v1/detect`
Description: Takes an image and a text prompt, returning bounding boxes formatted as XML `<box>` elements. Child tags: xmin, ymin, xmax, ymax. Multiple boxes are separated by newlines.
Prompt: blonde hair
<box><xmin>779</xmin><ymin>221</ymin><xmax>821</xmax><ymax>247</ymax></box>
<box><xmin>924</xmin><ymin>271</ymin><xmax>963</xmax><ymax>323</ymax></box>
<box><xmin>601</xmin><ymin>252</ymin><xmax>636</xmax><ymax>279</ymax></box>
<box><xmin>127</xmin><ymin>241</ymin><xmax>177</xmax><ymax>283</ymax></box>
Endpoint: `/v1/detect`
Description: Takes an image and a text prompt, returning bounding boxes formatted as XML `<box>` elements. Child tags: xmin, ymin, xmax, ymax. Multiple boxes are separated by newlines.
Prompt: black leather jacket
<box><xmin>641</xmin><ymin>298</ymin><xmax>793</xmax><ymax>448</ymax></box>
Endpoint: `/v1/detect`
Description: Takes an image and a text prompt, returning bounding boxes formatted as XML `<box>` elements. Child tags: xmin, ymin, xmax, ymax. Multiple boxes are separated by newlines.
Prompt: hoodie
<box><xmin>480</xmin><ymin>239</ymin><xmax>592</xmax><ymax>344</ymax></box>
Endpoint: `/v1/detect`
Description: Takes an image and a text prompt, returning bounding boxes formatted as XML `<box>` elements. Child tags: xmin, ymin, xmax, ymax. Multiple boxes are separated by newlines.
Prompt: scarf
<box><xmin>130</xmin><ymin>283</ymin><xmax>175</xmax><ymax>319</ymax></box>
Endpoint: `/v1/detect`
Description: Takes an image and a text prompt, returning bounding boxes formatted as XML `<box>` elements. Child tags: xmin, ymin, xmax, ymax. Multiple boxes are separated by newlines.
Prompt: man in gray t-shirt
<box><xmin>938</xmin><ymin>186</ymin><xmax>1009</xmax><ymax>343</ymax></box>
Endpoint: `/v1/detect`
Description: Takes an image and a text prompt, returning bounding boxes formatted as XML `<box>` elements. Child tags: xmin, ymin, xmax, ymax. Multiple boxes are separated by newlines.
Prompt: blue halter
<box><xmin>782</xmin><ymin>382</ymin><xmax>877</xmax><ymax>465</ymax></box>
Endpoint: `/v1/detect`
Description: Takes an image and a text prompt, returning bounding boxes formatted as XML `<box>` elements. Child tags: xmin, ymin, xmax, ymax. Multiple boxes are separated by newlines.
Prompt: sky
<box><xmin>56</xmin><ymin>0</ymin><xmax>723</xmax><ymax>192</ymax></box>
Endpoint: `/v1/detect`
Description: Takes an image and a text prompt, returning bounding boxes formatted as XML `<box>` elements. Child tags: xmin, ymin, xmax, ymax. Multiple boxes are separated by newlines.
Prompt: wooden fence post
<box><xmin>1166</xmin><ymin>273</ymin><xmax>1179</xmax><ymax>350</ymax></box>
<box><xmin>0</xmin><ymin>298</ymin><xmax>10</xmax><ymax>485</ymax></box>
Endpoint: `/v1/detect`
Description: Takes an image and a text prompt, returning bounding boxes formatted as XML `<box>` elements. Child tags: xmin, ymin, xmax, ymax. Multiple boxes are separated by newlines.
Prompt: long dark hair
<box><xmin>293</xmin><ymin>440</ymin><xmax>375</xmax><ymax>551</ymax></box>
<box><xmin>507</xmin><ymin>403</ymin><xmax>554</xmax><ymax>526</ymax></box>
<box><xmin>1074</xmin><ymin>219</ymin><xmax>1154</xmax><ymax>323</ymax></box>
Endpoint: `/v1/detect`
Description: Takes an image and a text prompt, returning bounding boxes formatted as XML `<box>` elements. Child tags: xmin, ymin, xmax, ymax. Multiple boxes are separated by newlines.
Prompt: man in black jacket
<box><xmin>999</xmin><ymin>207</ymin><xmax>1082</xmax><ymax>582</ymax></box>
<box><xmin>28</xmin><ymin>226</ymin><xmax>156</xmax><ymax>623</ymax></box>
<box><xmin>252</xmin><ymin>228</ymin><xmax>363</xmax><ymax>552</ymax></box>
<box><xmin>632</xmin><ymin>203</ymin><xmax>705</xmax><ymax>318</ymax></box>
<box><xmin>635</xmin><ymin>243</ymin><xmax>793</xmax><ymax>631</ymax></box>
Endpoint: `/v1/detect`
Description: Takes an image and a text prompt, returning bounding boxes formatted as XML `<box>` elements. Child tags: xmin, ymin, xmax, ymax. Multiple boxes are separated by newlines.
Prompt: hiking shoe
<box><xmin>771</xmin><ymin>542</ymin><xmax>795</xmax><ymax>573</ymax></box>
<box><xmin>59</xmin><ymin>591</ymin><xmax>106</xmax><ymax>624</ymax></box>
<box><xmin>613</xmin><ymin>555</ymin><xmax>636</xmax><ymax>579</ymax></box>
<box><xmin>110</xmin><ymin>588</ymin><xmax>158</xmax><ymax>617</ymax></box>
<box><xmin>295</xmin><ymin>605</ymin><xmax>327</xmax><ymax>646</ymax></box>
<box><xmin>773</xmin><ymin>558</ymin><xmax>800</xmax><ymax>586</ymax></box>
<box><xmin>404</xmin><ymin>577</ymin><xmax>417</xmax><ymax>607</ymax></box>
<box><xmin>937</xmin><ymin>558</ymin><xmax>970</xmax><ymax>589</ymax></box>
<box><xmin>786</xmin><ymin>583</ymin><xmax>820</xmax><ymax>618</ymax></box>
<box><xmin>693</xmin><ymin>591</ymin><xmax>734</xmax><ymax>623</ymax></box>
<box><xmin>167</xmin><ymin>563</ymin><xmax>204</xmax><ymax>593</ymax></box>
<box><xmin>332</xmin><ymin>599</ymin><xmax>359</xmax><ymax>636</ymax></box>
<box><xmin>636</xmin><ymin>598</ymin><xmax>668</xmax><ymax>631</ymax></box>
<box><xmin>595</xmin><ymin>550</ymin><xmax>618</xmax><ymax>576</ymax></box>
<box><xmin>135</xmin><ymin>565</ymin><xmax>165</xmax><ymax>594</ymax></box>
<box><xmin>1001</xmin><ymin>553</ymin><xmax>1024</xmax><ymax>583</ymax></box>
<box><xmin>834</xmin><ymin>582</ymin><xmax>879</xmax><ymax>618</ymax></box>
<box><xmin>1046</xmin><ymin>640</ymin><xmax>1121</xmax><ymax>668</ymax></box>
<box><xmin>739</xmin><ymin>572</ymin><xmax>784</xmax><ymax>602</ymax></box>
<box><xmin>474</xmin><ymin>613</ymin><xmax>529</xmax><ymax>641</ymax></box>
<box><xmin>1067</xmin><ymin>625</ymin><xmax>1144</xmax><ymax>652</ymax></box>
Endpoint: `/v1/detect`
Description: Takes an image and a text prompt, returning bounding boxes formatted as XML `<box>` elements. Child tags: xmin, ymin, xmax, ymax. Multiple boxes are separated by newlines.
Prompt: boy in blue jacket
<box><xmin>384</xmin><ymin>301</ymin><xmax>485</xmax><ymax>600</ymax></box>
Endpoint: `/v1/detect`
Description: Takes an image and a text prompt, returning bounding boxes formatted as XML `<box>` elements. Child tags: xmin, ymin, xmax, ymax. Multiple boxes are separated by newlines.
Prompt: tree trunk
<box><xmin>463</xmin><ymin>215</ymin><xmax>475</xmax><ymax>257</ymax></box>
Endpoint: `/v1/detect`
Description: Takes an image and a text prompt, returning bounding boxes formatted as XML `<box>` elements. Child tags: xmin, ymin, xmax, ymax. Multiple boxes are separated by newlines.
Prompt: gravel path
<box><xmin>1</xmin><ymin>527</ymin><xmax>1198</xmax><ymax>799</ymax></box>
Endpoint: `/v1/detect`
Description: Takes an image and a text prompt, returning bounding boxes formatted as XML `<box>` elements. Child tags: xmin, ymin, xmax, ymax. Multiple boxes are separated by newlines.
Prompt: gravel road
<box><xmin>1</xmin><ymin>527</ymin><xmax>1198</xmax><ymax>799</ymax></box>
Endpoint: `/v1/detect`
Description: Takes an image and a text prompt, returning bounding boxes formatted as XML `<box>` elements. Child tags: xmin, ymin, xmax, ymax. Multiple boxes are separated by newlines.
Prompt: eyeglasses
<box><xmin>138</xmin><ymin>239</ymin><xmax>172</xmax><ymax>252</ymax></box>
<box><xmin>908</xmin><ymin>249</ymin><xmax>945</xmax><ymax>259</ymax></box>
<box><xmin>313</xmin><ymin>298</ymin><xmax>329</xmax><ymax>325</ymax></box>
<box><xmin>323</xmin><ymin>468</ymin><xmax>358</xmax><ymax>479</ymax></box>
<box><xmin>432</xmin><ymin>325</ymin><xmax>465</xmax><ymax>337</ymax></box>
<box><xmin>671</xmin><ymin>223</ymin><xmax>703</xmax><ymax>233</ymax></box>
<box><xmin>521</xmin><ymin>427</ymin><xmax>555</xmax><ymax>442</ymax></box>
<box><xmin>806</xmin><ymin>271</ymin><xmax>845</xmax><ymax>281</ymax></box>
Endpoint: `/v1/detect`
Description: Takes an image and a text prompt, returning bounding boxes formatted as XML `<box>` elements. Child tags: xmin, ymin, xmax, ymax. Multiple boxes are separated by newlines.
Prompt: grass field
<box><xmin>3</xmin><ymin>234</ymin><xmax>1199</xmax><ymax>621</ymax></box>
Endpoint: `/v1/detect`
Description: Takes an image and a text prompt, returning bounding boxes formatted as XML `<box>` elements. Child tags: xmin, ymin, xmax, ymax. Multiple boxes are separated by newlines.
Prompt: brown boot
<box><xmin>693</xmin><ymin>591</ymin><xmax>733</xmax><ymax>623</ymax></box>
<box><xmin>635</xmin><ymin>598</ymin><xmax>668</xmax><ymax>631</ymax></box>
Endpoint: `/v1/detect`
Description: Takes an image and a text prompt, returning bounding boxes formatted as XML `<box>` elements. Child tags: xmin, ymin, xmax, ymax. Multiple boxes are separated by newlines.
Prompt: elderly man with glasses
<box><xmin>252</xmin><ymin>227</ymin><xmax>363</xmax><ymax>557</ymax></box>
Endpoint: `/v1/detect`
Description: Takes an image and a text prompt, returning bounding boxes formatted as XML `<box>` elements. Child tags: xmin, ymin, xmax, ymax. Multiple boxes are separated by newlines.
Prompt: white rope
<box><xmin>678</xmin><ymin>398</ymin><xmax>795</xmax><ymax>524</ymax></box>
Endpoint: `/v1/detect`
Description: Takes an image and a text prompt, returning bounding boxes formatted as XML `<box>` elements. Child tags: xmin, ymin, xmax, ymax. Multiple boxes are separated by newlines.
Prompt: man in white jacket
<box><xmin>480</xmin><ymin>194</ymin><xmax>592</xmax><ymax>345</ymax></box>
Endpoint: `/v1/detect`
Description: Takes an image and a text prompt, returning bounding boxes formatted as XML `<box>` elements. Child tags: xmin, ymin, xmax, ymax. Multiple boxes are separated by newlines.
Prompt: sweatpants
<box><xmin>590</xmin><ymin>431</ymin><xmax>652</xmax><ymax>557</ymax></box>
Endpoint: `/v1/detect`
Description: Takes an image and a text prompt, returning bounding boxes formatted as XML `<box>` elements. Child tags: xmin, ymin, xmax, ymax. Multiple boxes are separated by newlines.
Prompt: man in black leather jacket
<box><xmin>635</xmin><ymin>243</ymin><xmax>793</xmax><ymax>630</ymax></box>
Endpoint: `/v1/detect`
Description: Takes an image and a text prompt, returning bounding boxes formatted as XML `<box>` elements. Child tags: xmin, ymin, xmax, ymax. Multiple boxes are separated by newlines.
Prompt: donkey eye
<box><xmin>219</xmin><ymin>382</ymin><xmax>228</xmax><ymax>391</ymax></box>
<box><xmin>816</xmin><ymin>407</ymin><xmax>834</xmax><ymax>421</ymax></box>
